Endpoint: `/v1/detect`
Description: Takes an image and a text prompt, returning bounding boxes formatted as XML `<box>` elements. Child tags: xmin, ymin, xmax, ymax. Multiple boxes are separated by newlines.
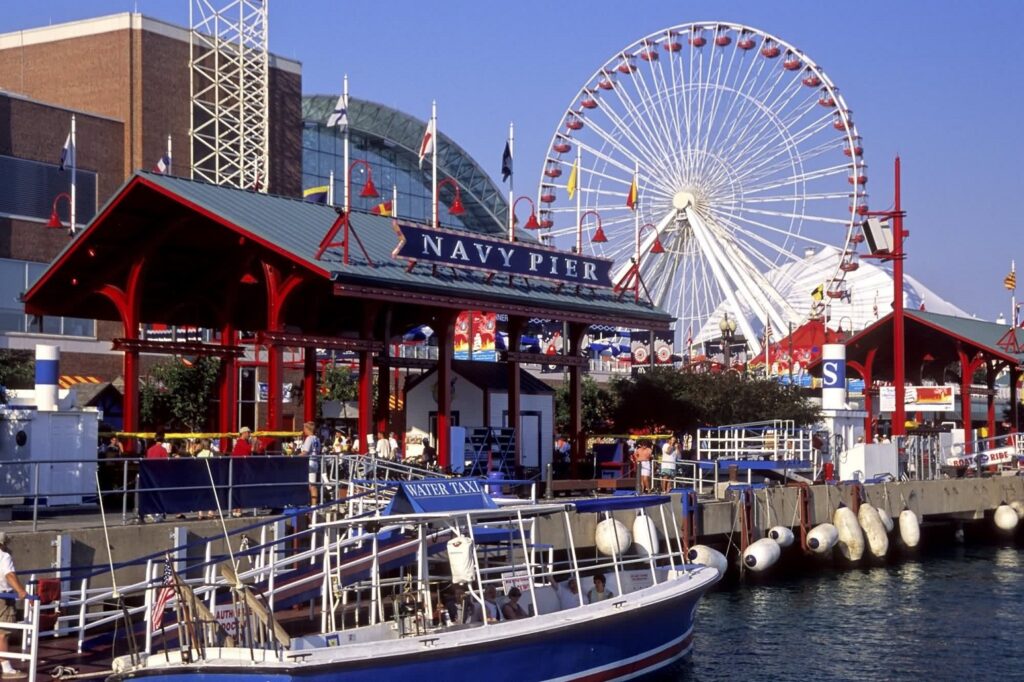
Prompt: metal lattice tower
<box><xmin>190</xmin><ymin>0</ymin><xmax>269</xmax><ymax>191</ymax></box>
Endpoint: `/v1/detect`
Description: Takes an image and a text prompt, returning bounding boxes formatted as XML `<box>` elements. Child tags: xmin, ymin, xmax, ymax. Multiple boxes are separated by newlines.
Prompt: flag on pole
<box><xmin>327</xmin><ymin>92</ymin><xmax>349</xmax><ymax>130</ymax></box>
<box><xmin>566</xmin><ymin>159</ymin><xmax>579</xmax><ymax>200</ymax></box>
<box><xmin>151</xmin><ymin>557</ymin><xmax>175</xmax><ymax>632</ymax></box>
<box><xmin>626</xmin><ymin>174</ymin><xmax>637</xmax><ymax>210</ymax></box>
<box><xmin>303</xmin><ymin>186</ymin><xmax>329</xmax><ymax>204</ymax></box>
<box><xmin>811</xmin><ymin>283</ymin><xmax>824</xmax><ymax>302</ymax></box>
<box><xmin>418</xmin><ymin>118</ymin><xmax>436</xmax><ymax>168</ymax></box>
<box><xmin>59</xmin><ymin>132</ymin><xmax>75</xmax><ymax>171</ymax></box>
<box><xmin>154</xmin><ymin>153</ymin><xmax>171</xmax><ymax>174</ymax></box>
<box><xmin>370</xmin><ymin>200</ymin><xmax>393</xmax><ymax>217</ymax></box>
<box><xmin>1004</xmin><ymin>270</ymin><xmax>1016</xmax><ymax>291</ymax></box>
<box><xmin>501</xmin><ymin>141</ymin><xmax>513</xmax><ymax>182</ymax></box>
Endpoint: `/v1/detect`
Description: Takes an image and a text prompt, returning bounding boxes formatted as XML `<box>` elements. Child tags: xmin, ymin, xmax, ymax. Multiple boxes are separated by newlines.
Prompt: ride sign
<box><xmin>392</xmin><ymin>222</ymin><xmax>614</xmax><ymax>288</ymax></box>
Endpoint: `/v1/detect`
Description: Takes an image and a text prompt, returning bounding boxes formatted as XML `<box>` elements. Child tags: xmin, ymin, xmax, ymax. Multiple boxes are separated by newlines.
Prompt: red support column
<box><xmin>985</xmin><ymin>362</ymin><xmax>998</xmax><ymax>449</ymax></box>
<box><xmin>262</xmin><ymin>262</ymin><xmax>304</xmax><ymax>432</ymax></box>
<box><xmin>850</xmin><ymin>347</ymin><xmax>877</xmax><ymax>443</ymax></box>
<box><xmin>957</xmin><ymin>347</ymin><xmax>984</xmax><ymax>454</ymax></box>
<box><xmin>358</xmin><ymin>349</ymin><xmax>374</xmax><ymax>454</ymax></box>
<box><xmin>568</xmin><ymin>323</ymin><xmax>588</xmax><ymax>478</ymax></box>
<box><xmin>506</xmin><ymin>317</ymin><xmax>523</xmax><ymax>469</ymax></box>
<box><xmin>98</xmin><ymin>260</ymin><xmax>144</xmax><ymax>451</ymax></box>
<box><xmin>303</xmin><ymin>346</ymin><xmax>318</xmax><ymax>425</ymax></box>
<box><xmin>435</xmin><ymin>313</ymin><xmax>456</xmax><ymax>470</ymax></box>
<box><xmin>891</xmin><ymin>157</ymin><xmax>908</xmax><ymax>439</ymax></box>
<box><xmin>1012</xmin><ymin>368</ymin><xmax>1021</xmax><ymax>435</ymax></box>
<box><xmin>218</xmin><ymin>324</ymin><xmax>238</xmax><ymax>451</ymax></box>
<box><xmin>267</xmin><ymin>343</ymin><xmax>283</xmax><ymax>431</ymax></box>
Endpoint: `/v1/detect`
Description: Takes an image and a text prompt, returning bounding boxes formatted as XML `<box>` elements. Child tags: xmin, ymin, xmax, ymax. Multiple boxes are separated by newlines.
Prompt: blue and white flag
<box><xmin>59</xmin><ymin>132</ymin><xmax>75</xmax><ymax>171</ymax></box>
<box><xmin>327</xmin><ymin>92</ymin><xmax>348</xmax><ymax>130</ymax></box>
<box><xmin>154</xmin><ymin>153</ymin><xmax>171</xmax><ymax>174</ymax></box>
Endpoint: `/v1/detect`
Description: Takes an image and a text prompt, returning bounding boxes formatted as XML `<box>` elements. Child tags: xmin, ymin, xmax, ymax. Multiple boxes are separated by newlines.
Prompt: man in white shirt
<box><xmin>388</xmin><ymin>432</ymin><xmax>400</xmax><ymax>460</ymax></box>
<box><xmin>375</xmin><ymin>431</ymin><xmax>392</xmax><ymax>460</ymax></box>
<box><xmin>0</xmin><ymin>532</ymin><xmax>28</xmax><ymax>678</ymax></box>
<box><xmin>300</xmin><ymin>421</ymin><xmax>321</xmax><ymax>506</ymax></box>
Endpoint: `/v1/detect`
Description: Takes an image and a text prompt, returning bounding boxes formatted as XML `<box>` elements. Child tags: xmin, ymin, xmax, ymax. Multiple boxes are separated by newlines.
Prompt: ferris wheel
<box><xmin>537</xmin><ymin>22</ymin><xmax>867</xmax><ymax>355</ymax></box>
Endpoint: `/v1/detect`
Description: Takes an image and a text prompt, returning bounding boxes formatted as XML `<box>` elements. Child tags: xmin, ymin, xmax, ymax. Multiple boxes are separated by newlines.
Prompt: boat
<box><xmin>108</xmin><ymin>480</ymin><xmax>720</xmax><ymax>681</ymax></box>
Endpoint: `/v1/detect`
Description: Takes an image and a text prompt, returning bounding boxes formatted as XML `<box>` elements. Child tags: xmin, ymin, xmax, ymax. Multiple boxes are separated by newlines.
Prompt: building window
<box><xmin>0</xmin><ymin>258</ymin><xmax>95</xmax><ymax>337</ymax></box>
<box><xmin>0</xmin><ymin>155</ymin><xmax>98</xmax><ymax>225</ymax></box>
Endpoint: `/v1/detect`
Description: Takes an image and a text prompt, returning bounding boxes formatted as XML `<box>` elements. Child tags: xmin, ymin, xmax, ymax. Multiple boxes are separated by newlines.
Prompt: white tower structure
<box><xmin>190</xmin><ymin>0</ymin><xmax>270</xmax><ymax>191</ymax></box>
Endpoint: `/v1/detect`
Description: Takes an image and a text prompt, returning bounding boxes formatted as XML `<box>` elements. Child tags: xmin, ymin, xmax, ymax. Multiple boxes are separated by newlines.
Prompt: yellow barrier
<box><xmin>106</xmin><ymin>431</ymin><xmax>302</xmax><ymax>439</ymax></box>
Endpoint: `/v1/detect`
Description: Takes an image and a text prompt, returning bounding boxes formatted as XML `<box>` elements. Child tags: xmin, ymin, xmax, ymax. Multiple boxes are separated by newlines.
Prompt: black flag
<box><xmin>501</xmin><ymin>141</ymin><xmax>513</xmax><ymax>182</ymax></box>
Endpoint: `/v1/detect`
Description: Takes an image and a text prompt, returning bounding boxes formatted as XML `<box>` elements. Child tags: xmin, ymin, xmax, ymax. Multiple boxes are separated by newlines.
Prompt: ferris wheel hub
<box><xmin>672</xmin><ymin>191</ymin><xmax>698</xmax><ymax>211</ymax></box>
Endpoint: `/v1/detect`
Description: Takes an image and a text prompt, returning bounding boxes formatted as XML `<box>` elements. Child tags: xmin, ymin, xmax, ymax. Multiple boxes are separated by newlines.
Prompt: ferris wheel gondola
<box><xmin>537</xmin><ymin>22</ymin><xmax>866</xmax><ymax>355</ymax></box>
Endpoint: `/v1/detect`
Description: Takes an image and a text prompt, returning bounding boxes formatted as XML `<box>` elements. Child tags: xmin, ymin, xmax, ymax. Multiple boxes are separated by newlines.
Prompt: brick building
<box><xmin>0</xmin><ymin>12</ymin><xmax>302</xmax><ymax>427</ymax></box>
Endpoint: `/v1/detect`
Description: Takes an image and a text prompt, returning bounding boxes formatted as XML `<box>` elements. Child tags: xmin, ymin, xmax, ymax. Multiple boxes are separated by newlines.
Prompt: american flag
<box><xmin>151</xmin><ymin>557</ymin><xmax>175</xmax><ymax>632</ymax></box>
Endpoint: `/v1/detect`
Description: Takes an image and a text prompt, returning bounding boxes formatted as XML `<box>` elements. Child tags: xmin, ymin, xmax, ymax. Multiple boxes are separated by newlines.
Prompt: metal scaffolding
<box><xmin>190</xmin><ymin>0</ymin><xmax>270</xmax><ymax>191</ymax></box>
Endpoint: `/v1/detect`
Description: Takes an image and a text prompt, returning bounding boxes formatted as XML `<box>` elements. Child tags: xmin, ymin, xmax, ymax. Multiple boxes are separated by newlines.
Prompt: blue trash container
<box><xmin>486</xmin><ymin>470</ymin><xmax>506</xmax><ymax>495</ymax></box>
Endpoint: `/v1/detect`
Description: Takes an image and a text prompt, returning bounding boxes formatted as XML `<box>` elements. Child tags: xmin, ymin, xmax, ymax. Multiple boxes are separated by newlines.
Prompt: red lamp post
<box><xmin>434</xmin><ymin>177</ymin><xmax>466</xmax><ymax>226</ymax></box>
<box><xmin>576</xmin><ymin>209</ymin><xmax>607</xmax><ymax>253</ymax></box>
<box><xmin>510</xmin><ymin>196</ymin><xmax>540</xmax><ymax>237</ymax></box>
<box><xmin>47</xmin><ymin>192</ymin><xmax>73</xmax><ymax>229</ymax></box>
<box><xmin>342</xmin><ymin>160</ymin><xmax>379</xmax><ymax>264</ymax></box>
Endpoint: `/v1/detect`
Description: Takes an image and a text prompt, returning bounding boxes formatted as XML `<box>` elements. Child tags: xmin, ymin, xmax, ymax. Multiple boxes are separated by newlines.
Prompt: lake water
<box><xmin>668</xmin><ymin>536</ymin><xmax>1024</xmax><ymax>681</ymax></box>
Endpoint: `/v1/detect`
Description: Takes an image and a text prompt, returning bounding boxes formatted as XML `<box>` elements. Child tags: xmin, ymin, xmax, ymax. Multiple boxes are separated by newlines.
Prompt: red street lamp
<box><xmin>639</xmin><ymin>222</ymin><xmax>666</xmax><ymax>256</ymax></box>
<box><xmin>47</xmin><ymin>192</ymin><xmax>72</xmax><ymax>229</ymax></box>
<box><xmin>577</xmin><ymin>209</ymin><xmax>607</xmax><ymax>252</ymax></box>
<box><xmin>510</xmin><ymin>196</ymin><xmax>540</xmax><ymax>239</ymax></box>
<box><xmin>435</xmin><ymin>177</ymin><xmax>466</xmax><ymax>225</ymax></box>
<box><xmin>346</xmin><ymin>159</ymin><xmax>379</xmax><ymax>207</ymax></box>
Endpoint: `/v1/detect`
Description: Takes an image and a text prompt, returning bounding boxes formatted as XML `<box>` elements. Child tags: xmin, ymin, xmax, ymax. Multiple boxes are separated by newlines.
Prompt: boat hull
<box><xmin>114</xmin><ymin>569</ymin><xmax>716</xmax><ymax>682</ymax></box>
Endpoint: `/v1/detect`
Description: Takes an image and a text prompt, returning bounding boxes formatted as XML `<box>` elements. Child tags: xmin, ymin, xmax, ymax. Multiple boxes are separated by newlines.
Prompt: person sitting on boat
<box><xmin>501</xmin><ymin>587</ymin><xmax>528</xmax><ymax>620</ymax></box>
<box><xmin>587</xmin><ymin>573</ymin><xmax>614</xmax><ymax>603</ymax></box>
<box><xmin>558</xmin><ymin>579</ymin><xmax>583</xmax><ymax>609</ymax></box>
<box><xmin>474</xmin><ymin>585</ymin><xmax>501</xmax><ymax>623</ymax></box>
<box><xmin>442</xmin><ymin>584</ymin><xmax>476</xmax><ymax>625</ymax></box>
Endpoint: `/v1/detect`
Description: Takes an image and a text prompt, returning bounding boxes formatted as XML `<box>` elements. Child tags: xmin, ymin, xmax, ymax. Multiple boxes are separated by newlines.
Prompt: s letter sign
<box><xmin>821</xmin><ymin>359</ymin><xmax>845</xmax><ymax>388</ymax></box>
<box><xmin>392</xmin><ymin>222</ymin><xmax>614</xmax><ymax>288</ymax></box>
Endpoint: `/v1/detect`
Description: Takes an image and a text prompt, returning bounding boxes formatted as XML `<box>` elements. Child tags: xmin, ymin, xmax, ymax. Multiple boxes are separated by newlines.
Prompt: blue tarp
<box><xmin>138</xmin><ymin>458</ymin><xmax>308</xmax><ymax>515</ymax></box>
<box><xmin>572</xmin><ymin>494</ymin><xmax>671</xmax><ymax>513</ymax></box>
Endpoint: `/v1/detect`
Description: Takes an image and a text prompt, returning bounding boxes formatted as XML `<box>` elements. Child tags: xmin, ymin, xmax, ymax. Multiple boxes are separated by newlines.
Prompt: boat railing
<box><xmin>1</xmin><ymin>592</ymin><xmax>39</xmax><ymax>682</ymax></box>
<box><xmin>697</xmin><ymin>421</ymin><xmax>813</xmax><ymax>462</ymax></box>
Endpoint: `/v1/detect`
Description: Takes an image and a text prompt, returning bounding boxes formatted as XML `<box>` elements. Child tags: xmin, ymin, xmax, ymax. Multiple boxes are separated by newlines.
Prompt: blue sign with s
<box><xmin>822</xmin><ymin>359</ymin><xmax>846</xmax><ymax>388</ymax></box>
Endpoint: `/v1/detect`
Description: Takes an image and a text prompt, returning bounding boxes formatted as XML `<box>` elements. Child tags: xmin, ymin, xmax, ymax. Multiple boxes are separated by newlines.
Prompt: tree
<box><xmin>0</xmin><ymin>349</ymin><xmax>34</xmax><ymax>403</ymax></box>
<box><xmin>140</xmin><ymin>357</ymin><xmax>221</xmax><ymax>432</ymax></box>
<box><xmin>318</xmin><ymin>363</ymin><xmax>359</xmax><ymax>418</ymax></box>
<box><xmin>554</xmin><ymin>376</ymin><xmax>617</xmax><ymax>434</ymax></box>
<box><xmin>609</xmin><ymin>368</ymin><xmax>819</xmax><ymax>434</ymax></box>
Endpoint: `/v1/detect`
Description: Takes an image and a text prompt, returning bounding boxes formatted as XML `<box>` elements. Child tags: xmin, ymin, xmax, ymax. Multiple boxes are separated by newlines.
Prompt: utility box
<box><xmin>0</xmin><ymin>408</ymin><xmax>100</xmax><ymax>505</ymax></box>
<box><xmin>838</xmin><ymin>443</ymin><xmax>898</xmax><ymax>482</ymax></box>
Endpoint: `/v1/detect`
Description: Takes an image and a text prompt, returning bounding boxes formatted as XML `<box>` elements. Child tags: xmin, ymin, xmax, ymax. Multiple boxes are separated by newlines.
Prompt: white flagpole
<box><xmin>343</xmin><ymin>74</ymin><xmax>350</xmax><ymax>212</ymax></box>
<box><xmin>166</xmin><ymin>134</ymin><xmax>172</xmax><ymax>175</ymax></box>
<box><xmin>392</xmin><ymin>184</ymin><xmax>398</xmax><ymax>219</ymax></box>
<box><xmin>633</xmin><ymin>160</ymin><xmax>639</xmax><ymax>263</ymax></box>
<box><xmin>328</xmin><ymin>170</ymin><xmax>335</xmax><ymax>205</ymax></box>
<box><xmin>431</xmin><ymin>100</ymin><xmax>438</xmax><ymax>228</ymax></box>
<box><xmin>575</xmin><ymin>144</ymin><xmax>582</xmax><ymax>253</ymax></box>
<box><xmin>507</xmin><ymin>120</ymin><xmax>514</xmax><ymax>242</ymax></box>
<box><xmin>1013</xmin><ymin>259</ymin><xmax>1017</xmax><ymax>326</ymax></box>
<box><xmin>70</xmin><ymin>115</ymin><xmax>77</xmax><ymax>234</ymax></box>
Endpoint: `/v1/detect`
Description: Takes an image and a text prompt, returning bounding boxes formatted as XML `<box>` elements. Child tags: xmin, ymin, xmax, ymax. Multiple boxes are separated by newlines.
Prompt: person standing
<box><xmin>0</xmin><ymin>533</ymin><xmax>28</xmax><ymax>678</ymax></box>
<box><xmin>146</xmin><ymin>432</ymin><xmax>168</xmax><ymax>459</ymax></box>
<box><xmin>388</xmin><ymin>432</ymin><xmax>401</xmax><ymax>461</ymax></box>
<box><xmin>300</xmin><ymin>421</ymin><xmax>322</xmax><ymax>506</ymax></box>
<box><xmin>231</xmin><ymin>427</ymin><xmax>253</xmax><ymax>457</ymax></box>
<box><xmin>632</xmin><ymin>440</ymin><xmax>653</xmax><ymax>493</ymax></box>
<box><xmin>660</xmin><ymin>436</ymin><xmax>678</xmax><ymax>492</ymax></box>
<box><xmin>375</xmin><ymin>431</ymin><xmax>392</xmax><ymax>460</ymax></box>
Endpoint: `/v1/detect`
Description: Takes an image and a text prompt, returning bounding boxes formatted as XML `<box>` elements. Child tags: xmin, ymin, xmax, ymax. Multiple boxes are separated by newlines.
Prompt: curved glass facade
<box><xmin>302</xmin><ymin>95</ymin><xmax>509</xmax><ymax>234</ymax></box>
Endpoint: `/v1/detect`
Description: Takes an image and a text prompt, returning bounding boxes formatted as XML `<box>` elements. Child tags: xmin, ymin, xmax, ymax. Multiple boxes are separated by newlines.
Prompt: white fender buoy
<box><xmin>857</xmin><ymin>503</ymin><xmax>889</xmax><ymax>558</ymax></box>
<box><xmin>768</xmin><ymin>526</ymin><xmax>795</xmax><ymax>548</ymax></box>
<box><xmin>834</xmin><ymin>506</ymin><xmax>865</xmax><ymax>561</ymax></box>
<box><xmin>595</xmin><ymin>518</ymin><xmax>632</xmax><ymax>556</ymax></box>
<box><xmin>899</xmin><ymin>509</ymin><xmax>920</xmax><ymax>548</ymax></box>
<box><xmin>742</xmin><ymin>538</ymin><xmax>781</xmax><ymax>572</ymax></box>
<box><xmin>994</xmin><ymin>504</ymin><xmax>1019</xmax><ymax>532</ymax></box>
<box><xmin>807</xmin><ymin>523</ymin><xmax>839</xmax><ymax>554</ymax></box>
<box><xmin>687</xmin><ymin>545</ymin><xmax>728</xmax><ymax>576</ymax></box>
<box><xmin>877</xmin><ymin>506</ymin><xmax>895</xmax><ymax>533</ymax></box>
<box><xmin>631</xmin><ymin>514</ymin><xmax>660</xmax><ymax>557</ymax></box>
<box><xmin>1010</xmin><ymin>500</ymin><xmax>1024</xmax><ymax>520</ymax></box>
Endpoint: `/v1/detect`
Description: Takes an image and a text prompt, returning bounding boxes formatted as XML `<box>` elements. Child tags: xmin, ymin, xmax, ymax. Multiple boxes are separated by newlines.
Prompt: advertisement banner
<box><xmin>879</xmin><ymin>385</ymin><xmax>955</xmax><ymax>412</ymax></box>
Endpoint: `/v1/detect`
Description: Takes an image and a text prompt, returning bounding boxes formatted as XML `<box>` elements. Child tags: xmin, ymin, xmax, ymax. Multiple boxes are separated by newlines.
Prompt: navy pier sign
<box><xmin>392</xmin><ymin>222</ymin><xmax>614</xmax><ymax>288</ymax></box>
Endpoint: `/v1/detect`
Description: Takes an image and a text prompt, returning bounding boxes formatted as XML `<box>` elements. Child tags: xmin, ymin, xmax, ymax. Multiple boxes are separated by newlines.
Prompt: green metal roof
<box><xmin>135</xmin><ymin>172</ymin><xmax>672</xmax><ymax>328</ymax></box>
<box><xmin>908</xmin><ymin>310</ymin><xmax>1024</xmax><ymax>362</ymax></box>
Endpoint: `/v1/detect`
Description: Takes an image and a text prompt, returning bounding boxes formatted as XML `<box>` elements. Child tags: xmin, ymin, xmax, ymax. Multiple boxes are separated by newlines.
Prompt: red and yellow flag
<box><xmin>371</xmin><ymin>200</ymin><xmax>393</xmax><ymax>217</ymax></box>
<box><xmin>626</xmin><ymin>175</ymin><xmax>637</xmax><ymax>210</ymax></box>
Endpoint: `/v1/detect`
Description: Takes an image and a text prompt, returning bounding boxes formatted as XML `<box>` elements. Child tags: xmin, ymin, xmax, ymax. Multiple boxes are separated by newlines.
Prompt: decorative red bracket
<box><xmin>314</xmin><ymin>210</ymin><xmax>375</xmax><ymax>267</ymax></box>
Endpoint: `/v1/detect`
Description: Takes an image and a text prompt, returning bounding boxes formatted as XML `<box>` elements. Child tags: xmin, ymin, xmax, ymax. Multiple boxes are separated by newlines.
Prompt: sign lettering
<box><xmin>822</xmin><ymin>360</ymin><xmax>845</xmax><ymax>388</ymax></box>
<box><xmin>393</xmin><ymin>223</ymin><xmax>614</xmax><ymax>288</ymax></box>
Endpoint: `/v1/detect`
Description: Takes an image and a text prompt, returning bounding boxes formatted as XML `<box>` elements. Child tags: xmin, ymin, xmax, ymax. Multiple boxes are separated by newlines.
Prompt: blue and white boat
<box><xmin>110</xmin><ymin>481</ymin><xmax>719</xmax><ymax>682</ymax></box>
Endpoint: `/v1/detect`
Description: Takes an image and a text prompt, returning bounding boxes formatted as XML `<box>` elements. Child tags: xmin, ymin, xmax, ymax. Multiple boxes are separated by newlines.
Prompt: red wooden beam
<box><xmin>112</xmin><ymin>338</ymin><xmax>246</xmax><ymax>357</ymax></box>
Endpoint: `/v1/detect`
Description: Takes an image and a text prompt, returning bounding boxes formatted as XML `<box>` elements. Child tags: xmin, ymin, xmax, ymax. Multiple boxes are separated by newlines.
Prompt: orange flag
<box><xmin>626</xmin><ymin>175</ymin><xmax>637</xmax><ymax>210</ymax></box>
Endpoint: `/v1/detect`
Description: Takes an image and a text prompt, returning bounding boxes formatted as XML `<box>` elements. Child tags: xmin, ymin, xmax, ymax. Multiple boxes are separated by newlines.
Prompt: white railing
<box><xmin>1</xmin><ymin>593</ymin><xmax>39</xmax><ymax>682</ymax></box>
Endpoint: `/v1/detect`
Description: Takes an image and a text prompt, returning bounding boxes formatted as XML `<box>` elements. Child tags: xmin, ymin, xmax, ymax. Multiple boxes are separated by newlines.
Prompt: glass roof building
<box><xmin>303</xmin><ymin>95</ymin><xmax>510</xmax><ymax>235</ymax></box>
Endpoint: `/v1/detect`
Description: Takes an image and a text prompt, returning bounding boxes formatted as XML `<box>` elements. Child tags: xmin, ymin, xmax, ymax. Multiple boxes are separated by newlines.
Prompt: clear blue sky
<box><xmin>4</xmin><ymin>1</ymin><xmax>1022</xmax><ymax>321</ymax></box>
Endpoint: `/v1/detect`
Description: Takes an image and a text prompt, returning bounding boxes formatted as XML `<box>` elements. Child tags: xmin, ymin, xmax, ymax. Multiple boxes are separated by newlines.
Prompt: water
<box><xmin>671</xmin><ymin>540</ymin><xmax>1024</xmax><ymax>681</ymax></box>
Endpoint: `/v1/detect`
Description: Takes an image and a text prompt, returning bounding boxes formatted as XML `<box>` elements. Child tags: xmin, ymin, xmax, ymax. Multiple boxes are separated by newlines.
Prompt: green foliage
<box><xmin>0</xmin><ymin>350</ymin><xmax>34</xmax><ymax>398</ymax></box>
<box><xmin>139</xmin><ymin>357</ymin><xmax>221</xmax><ymax>432</ymax></box>
<box><xmin>321</xmin><ymin>364</ymin><xmax>358</xmax><ymax>402</ymax></box>
<box><xmin>554</xmin><ymin>376</ymin><xmax>617</xmax><ymax>434</ymax></box>
<box><xmin>609</xmin><ymin>368</ymin><xmax>819</xmax><ymax>433</ymax></box>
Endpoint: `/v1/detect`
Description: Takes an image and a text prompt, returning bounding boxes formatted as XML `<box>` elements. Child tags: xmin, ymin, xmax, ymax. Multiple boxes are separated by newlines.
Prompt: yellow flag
<box><xmin>811</xmin><ymin>283</ymin><xmax>824</xmax><ymax>302</ymax></box>
<box><xmin>626</xmin><ymin>175</ymin><xmax>638</xmax><ymax>210</ymax></box>
<box><xmin>1004</xmin><ymin>271</ymin><xmax>1016</xmax><ymax>291</ymax></box>
<box><xmin>566</xmin><ymin>159</ymin><xmax>578</xmax><ymax>200</ymax></box>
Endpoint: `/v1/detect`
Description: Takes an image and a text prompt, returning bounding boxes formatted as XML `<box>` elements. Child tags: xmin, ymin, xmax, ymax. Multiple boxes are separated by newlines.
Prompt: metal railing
<box><xmin>0</xmin><ymin>592</ymin><xmax>39</xmax><ymax>682</ymax></box>
<box><xmin>697</xmin><ymin>420</ymin><xmax>815</xmax><ymax>462</ymax></box>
